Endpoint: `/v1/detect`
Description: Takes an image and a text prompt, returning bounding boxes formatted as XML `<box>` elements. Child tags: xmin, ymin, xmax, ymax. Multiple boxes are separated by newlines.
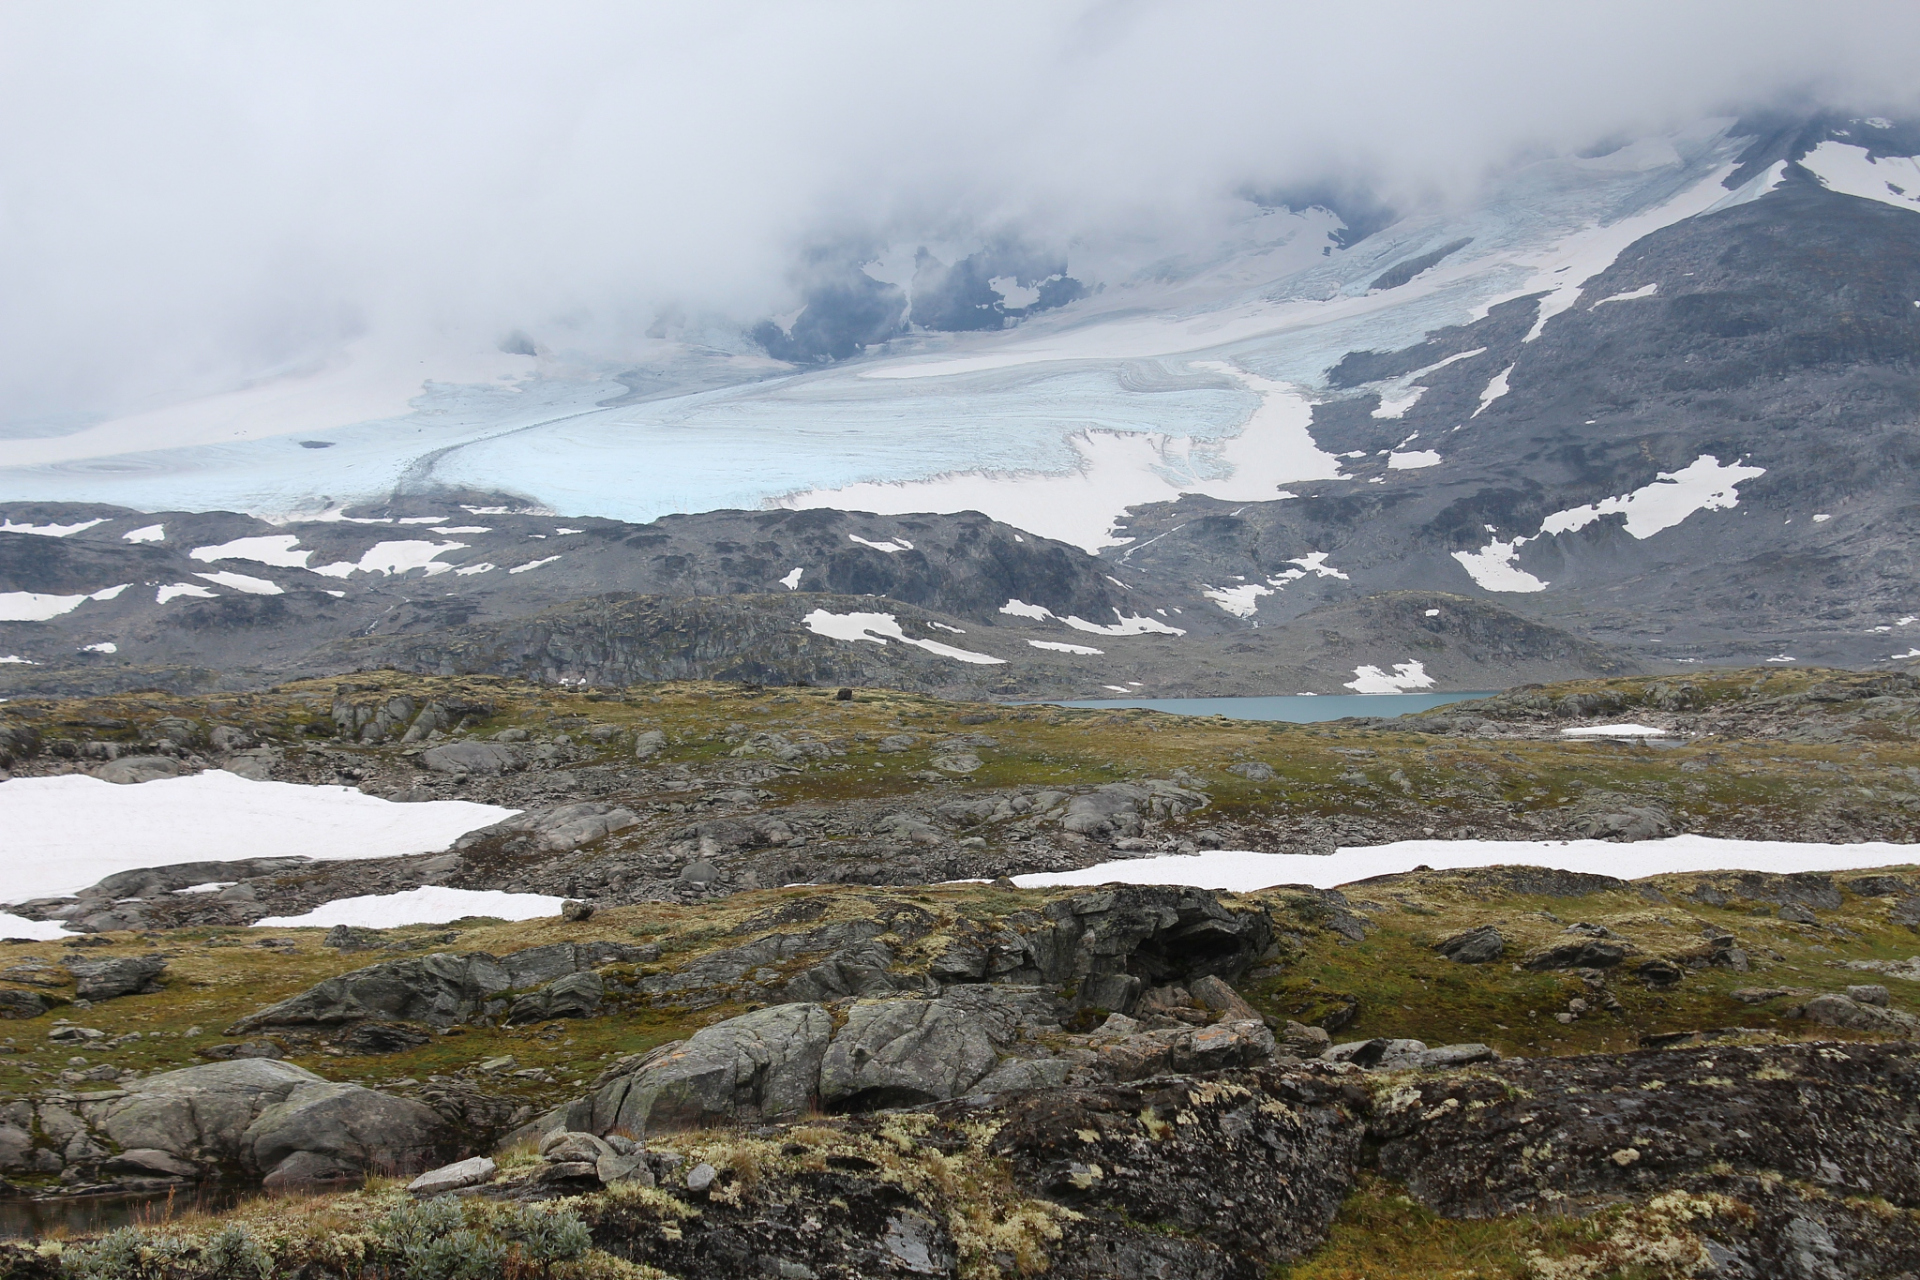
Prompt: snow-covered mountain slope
<box><xmin>5</xmin><ymin>112</ymin><xmax>1920</xmax><ymax>688</ymax></box>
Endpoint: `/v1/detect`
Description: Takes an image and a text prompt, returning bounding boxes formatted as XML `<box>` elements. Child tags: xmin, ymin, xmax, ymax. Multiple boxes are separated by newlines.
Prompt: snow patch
<box><xmin>454</xmin><ymin>562</ymin><xmax>496</xmax><ymax>576</ymax></box>
<box><xmin>431</xmin><ymin>526</ymin><xmax>492</xmax><ymax>534</ymax></box>
<box><xmin>1800</xmin><ymin>142</ymin><xmax>1920</xmax><ymax>213</ymax></box>
<box><xmin>194</xmin><ymin>571</ymin><xmax>282</xmax><ymax>595</ymax></box>
<box><xmin>1813</xmin><ymin>513</ymin><xmax>1832</xmax><ymax>523</ymax></box>
<box><xmin>928</xmin><ymin>622</ymin><xmax>966</xmax><ymax>633</ymax></box>
<box><xmin>0</xmin><ymin>517</ymin><xmax>106</xmax><ymax>537</ymax></box>
<box><xmin>0</xmin><ymin>914</ymin><xmax>73</xmax><ymax>939</ymax></box>
<box><xmin>0</xmin><ymin>771</ymin><xmax>516</xmax><ymax>901</ymax></box>
<box><xmin>803</xmin><ymin>609</ymin><xmax>1005</xmax><ymax>664</ymax></box>
<box><xmin>1471</xmin><ymin>365</ymin><xmax>1514</xmax><ymax>417</ymax></box>
<box><xmin>314</xmin><ymin>540</ymin><xmax>469</xmax><ymax>577</ymax></box>
<box><xmin>849</xmin><ymin>534</ymin><xmax>914</xmax><ymax>553</ymax></box>
<box><xmin>0</xmin><ymin>584</ymin><xmax>131</xmax><ymax>622</ymax></box>
<box><xmin>1344</xmin><ymin>661</ymin><xmax>1435</xmax><ymax>693</ymax></box>
<box><xmin>1452</xmin><ymin>536</ymin><xmax>1548</xmax><ymax>593</ymax></box>
<box><xmin>1388</xmin><ymin>449</ymin><xmax>1442</xmax><ymax>469</ymax></box>
<box><xmin>1592</xmin><ymin>283</ymin><xmax>1659</xmax><ymax>307</ymax></box>
<box><xmin>508</xmin><ymin>555</ymin><xmax>561</xmax><ymax>574</ymax></box>
<box><xmin>156</xmin><ymin>582</ymin><xmax>218</xmax><ymax>604</ymax></box>
<box><xmin>1010</xmin><ymin>836</ymin><xmax>1920</xmax><ymax>894</ymax></box>
<box><xmin>255</xmin><ymin>887</ymin><xmax>566</xmax><ymax>930</ymax></box>
<box><xmin>122</xmin><ymin>524</ymin><xmax>165</xmax><ymax>543</ymax></box>
<box><xmin>0</xmin><ymin>656</ymin><xmax>36</xmax><ymax>664</ymax></box>
<box><xmin>1203</xmin><ymin>583</ymin><xmax>1270</xmax><ymax>617</ymax></box>
<box><xmin>1563</xmin><ymin>723</ymin><xmax>1667</xmax><ymax>737</ymax></box>
<box><xmin>1028</xmin><ymin>639</ymin><xmax>1104</xmax><ymax>655</ymax></box>
<box><xmin>779</xmin><ymin>567</ymin><xmax>804</xmax><ymax>590</ymax></box>
<box><xmin>1000</xmin><ymin>598</ymin><xmax>1185</xmax><ymax>636</ymax></box>
<box><xmin>1539</xmin><ymin>455</ymin><xmax>1765</xmax><ymax>539</ymax></box>
<box><xmin>1371</xmin><ymin>388</ymin><xmax>1425</xmax><ymax>419</ymax></box>
<box><xmin>190</xmin><ymin>535</ymin><xmax>311</xmax><ymax>569</ymax></box>
<box><xmin>82</xmin><ymin>642</ymin><xmax>117</xmax><ymax>655</ymax></box>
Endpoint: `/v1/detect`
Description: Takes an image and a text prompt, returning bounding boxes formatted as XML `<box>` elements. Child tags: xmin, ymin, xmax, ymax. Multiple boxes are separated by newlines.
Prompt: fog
<box><xmin>3</xmin><ymin>0</ymin><xmax>1917</xmax><ymax>423</ymax></box>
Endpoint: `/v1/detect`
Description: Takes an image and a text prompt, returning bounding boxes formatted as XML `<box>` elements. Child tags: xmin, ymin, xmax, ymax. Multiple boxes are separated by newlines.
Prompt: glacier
<box><xmin>0</xmin><ymin>120</ymin><xmax>1791</xmax><ymax>545</ymax></box>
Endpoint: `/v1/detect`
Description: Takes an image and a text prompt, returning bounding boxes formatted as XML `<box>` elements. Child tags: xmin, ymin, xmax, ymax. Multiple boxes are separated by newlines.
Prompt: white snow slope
<box><xmin>0</xmin><ymin>771</ymin><xmax>517</xmax><ymax>901</ymax></box>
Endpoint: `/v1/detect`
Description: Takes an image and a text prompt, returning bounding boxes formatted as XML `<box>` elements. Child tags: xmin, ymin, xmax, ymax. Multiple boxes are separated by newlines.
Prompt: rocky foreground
<box><xmin>2</xmin><ymin>668</ymin><xmax>1920</xmax><ymax>1276</ymax></box>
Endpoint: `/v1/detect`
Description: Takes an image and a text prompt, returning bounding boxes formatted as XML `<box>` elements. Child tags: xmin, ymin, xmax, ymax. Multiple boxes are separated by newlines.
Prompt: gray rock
<box><xmin>1799</xmin><ymin>993</ymin><xmax>1919</xmax><ymax>1034</ymax></box>
<box><xmin>1059</xmin><ymin>781</ymin><xmax>1208</xmax><ymax>839</ymax></box>
<box><xmin>1848</xmin><ymin>984</ymin><xmax>1892</xmax><ymax>1007</ymax></box>
<box><xmin>1226</xmin><ymin>761</ymin><xmax>1275</xmax><ymax>782</ymax></box>
<box><xmin>562</xmin><ymin>899</ymin><xmax>595</xmax><ymax>922</ymax></box>
<box><xmin>597</xmin><ymin>1151</ymin><xmax>653</xmax><ymax>1185</ymax></box>
<box><xmin>246</xmin><ymin>1078</ymin><xmax>453</xmax><ymax>1185</ymax></box>
<box><xmin>459</xmin><ymin>802</ymin><xmax>640</xmax><ymax>854</ymax></box>
<box><xmin>322</xmin><ymin>925</ymin><xmax>387</xmax><ymax>952</ymax></box>
<box><xmin>1780</xmin><ymin>903</ymin><xmax>1820</xmax><ymax>925</ymax></box>
<box><xmin>541</xmin><ymin>1131</ymin><xmax>613</xmax><ymax>1164</ymax></box>
<box><xmin>408</xmin><ymin>1155</ymin><xmax>497</xmax><ymax>1195</ymax></box>
<box><xmin>1417</xmin><ymin>1043</ymin><xmax>1498</xmax><ymax>1069</ymax></box>
<box><xmin>0</xmin><ymin>1123</ymin><xmax>31</xmax><ymax>1170</ymax></box>
<box><xmin>1435</xmin><ymin>926</ymin><xmax>1505</xmax><ymax>964</ymax></box>
<box><xmin>930</xmin><ymin>752</ymin><xmax>982</xmax><ymax>774</ymax></box>
<box><xmin>972</xmin><ymin>1058</ymin><xmax>1073</xmax><ymax>1093</ymax></box>
<box><xmin>261</xmin><ymin>1150</ymin><xmax>360</xmax><ymax>1190</ymax></box>
<box><xmin>820</xmin><ymin>986</ymin><xmax>1058</xmax><ymax>1109</ymax></box>
<box><xmin>1188</xmin><ymin>974</ymin><xmax>1261</xmax><ymax>1023</ymax></box>
<box><xmin>47</xmin><ymin>1025</ymin><xmax>105</xmax><ymax>1043</ymax></box>
<box><xmin>419</xmin><ymin>742</ymin><xmax>522</xmax><ymax>775</ymax></box>
<box><xmin>95</xmin><ymin>756</ymin><xmax>182</xmax><ymax>785</ymax></box>
<box><xmin>1281</xmin><ymin>1021</ymin><xmax>1332</xmax><ymax>1058</ymax></box>
<box><xmin>1327</xmin><ymin>1038</ymin><xmax>1429</xmax><ymax>1070</ymax></box>
<box><xmin>195</xmin><ymin>1039</ymin><xmax>285</xmax><ymax>1061</ymax></box>
<box><xmin>104</xmin><ymin>1148</ymin><xmax>199</xmax><ymax>1178</ymax></box>
<box><xmin>877</xmin><ymin>735</ymin><xmax>919</xmax><ymax>753</ymax></box>
<box><xmin>508</xmin><ymin>971</ymin><xmax>603</xmax><ymax>1024</ymax></box>
<box><xmin>590</xmin><ymin>1002</ymin><xmax>833</xmax><ymax>1137</ymax></box>
<box><xmin>64</xmin><ymin>953</ymin><xmax>167</xmax><ymax>1000</ymax></box>
<box><xmin>1523</xmin><ymin>940</ymin><xmax>1626</xmax><ymax>971</ymax></box>
<box><xmin>632</xmin><ymin>729</ymin><xmax>667</xmax><ymax>759</ymax></box>
<box><xmin>685</xmin><ymin>1161</ymin><xmax>717</xmax><ymax>1193</ymax></box>
<box><xmin>1088</xmin><ymin>1018</ymin><xmax>1278</xmax><ymax>1082</ymax></box>
<box><xmin>1569</xmin><ymin>805</ymin><xmax>1672</xmax><ymax>842</ymax></box>
<box><xmin>0</xmin><ymin>990</ymin><xmax>51</xmax><ymax>1019</ymax></box>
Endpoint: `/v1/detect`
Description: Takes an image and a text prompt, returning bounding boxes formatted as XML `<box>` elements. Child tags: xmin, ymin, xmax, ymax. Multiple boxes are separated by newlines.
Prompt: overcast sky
<box><xmin>3</xmin><ymin>0</ymin><xmax>1918</xmax><ymax>423</ymax></box>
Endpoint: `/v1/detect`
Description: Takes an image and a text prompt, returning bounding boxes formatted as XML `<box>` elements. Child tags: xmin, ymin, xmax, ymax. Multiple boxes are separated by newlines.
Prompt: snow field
<box><xmin>0</xmin><ymin>584</ymin><xmax>131</xmax><ymax>622</ymax></box>
<box><xmin>1343</xmin><ymin>661</ymin><xmax>1435</xmax><ymax>693</ymax></box>
<box><xmin>0</xmin><ymin>771</ymin><xmax>518</xmax><ymax>901</ymax></box>
<box><xmin>1012</xmin><ymin>835</ymin><xmax>1920</xmax><ymax>894</ymax></box>
<box><xmin>254</xmin><ymin>887</ymin><xmax>567</xmax><ymax>930</ymax></box>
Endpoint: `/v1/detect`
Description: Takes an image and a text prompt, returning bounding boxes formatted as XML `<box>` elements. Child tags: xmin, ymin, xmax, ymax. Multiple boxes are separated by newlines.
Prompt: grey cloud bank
<box><xmin>2</xmin><ymin>0</ymin><xmax>1918</xmax><ymax>424</ymax></box>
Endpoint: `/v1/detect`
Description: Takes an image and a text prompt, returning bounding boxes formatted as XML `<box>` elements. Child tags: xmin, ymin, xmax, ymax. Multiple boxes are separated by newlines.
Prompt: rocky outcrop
<box><xmin>454</xmin><ymin>801</ymin><xmax>640</xmax><ymax>854</ymax></box>
<box><xmin>229</xmin><ymin>940</ymin><xmax>651</xmax><ymax>1036</ymax></box>
<box><xmin>1434</xmin><ymin>925</ymin><xmax>1504</xmax><ymax>964</ymax></box>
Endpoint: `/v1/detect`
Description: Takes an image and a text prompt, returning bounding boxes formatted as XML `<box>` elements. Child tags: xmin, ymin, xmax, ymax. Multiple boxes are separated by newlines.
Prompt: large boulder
<box><xmin>819</xmin><ymin>987</ymin><xmax>1059</xmax><ymax>1110</ymax></box>
<box><xmin>418</xmin><ymin>742</ymin><xmax>522</xmax><ymax>775</ymax></box>
<box><xmin>95</xmin><ymin>756</ymin><xmax>182</xmax><ymax>785</ymax></box>
<box><xmin>246</xmin><ymin>1079</ymin><xmax>454</xmax><ymax>1188</ymax></box>
<box><xmin>65</xmin><ymin>953</ymin><xmax>167</xmax><ymax>1000</ymax></box>
<box><xmin>95</xmin><ymin>1058</ymin><xmax>453</xmax><ymax>1185</ymax></box>
<box><xmin>588</xmin><ymin>1002</ymin><xmax>834</xmax><ymax>1137</ymax></box>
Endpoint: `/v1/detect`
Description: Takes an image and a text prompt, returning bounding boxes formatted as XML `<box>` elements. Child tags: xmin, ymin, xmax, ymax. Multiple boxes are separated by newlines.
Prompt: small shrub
<box><xmin>500</xmin><ymin>1204</ymin><xmax>592</xmax><ymax>1265</ymax></box>
<box><xmin>60</xmin><ymin>1229</ymin><xmax>187</xmax><ymax>1280</ymax></box>
<box><xmin>199</xmin><ymin>1225</ymin><xmax>272</xmax><ymax>1280</ymax></box>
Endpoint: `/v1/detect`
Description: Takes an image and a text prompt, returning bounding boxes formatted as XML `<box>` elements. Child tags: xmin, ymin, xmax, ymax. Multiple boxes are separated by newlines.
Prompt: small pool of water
<box><xmin>0</xmin><ymin>1184</ymin><xmax>251</xmax><ymax>1240</ymax></box>
<box><xmin>1027</xmin><ymin>691</ymin><xmax>1498</xmax><ymax>723</ymax></box>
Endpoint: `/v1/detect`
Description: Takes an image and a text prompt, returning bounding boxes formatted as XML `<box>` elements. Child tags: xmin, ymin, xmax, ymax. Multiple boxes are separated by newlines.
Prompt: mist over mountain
<box><xmin>5</xmin><ymin>1</ymin><xmax>1920</xmax><ymax>427</ymax></box>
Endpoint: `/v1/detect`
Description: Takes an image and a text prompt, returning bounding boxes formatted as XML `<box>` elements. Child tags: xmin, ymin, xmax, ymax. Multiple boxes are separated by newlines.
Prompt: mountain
<box><xmin>5</xmin><ymin>113</ymin><xmax>1920</xmax><ymax>694</ymax></box>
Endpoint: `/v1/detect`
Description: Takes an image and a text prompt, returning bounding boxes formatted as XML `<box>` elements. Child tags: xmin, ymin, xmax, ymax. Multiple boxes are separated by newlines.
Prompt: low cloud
<box><xmin>3</xmin><ymin>0</ymin><xmax>1917</xmax><ymax>422</ymax></box>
